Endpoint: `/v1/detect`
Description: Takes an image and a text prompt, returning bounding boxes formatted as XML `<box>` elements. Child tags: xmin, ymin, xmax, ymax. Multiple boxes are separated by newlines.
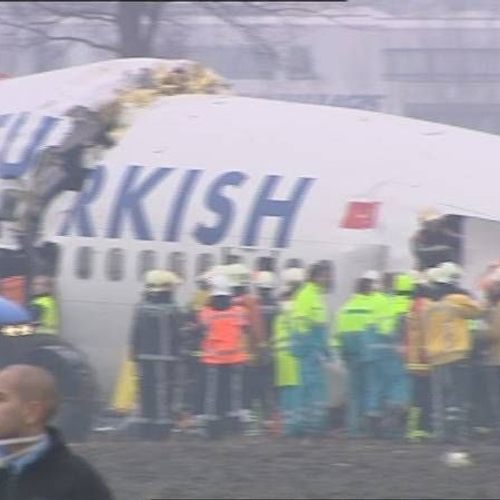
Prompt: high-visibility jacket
<box><xmin>30</xmin><ymin>295</ymin><xmax>59</xmax><ymax>334</ymax></box>
<box><xmin>403</xmin><ymin>297</ymin><xmax>432</xmax><ymax>373</ymax></box>
<box><xmin>364</xmin><ymin>292</ymin><xmax>409</xmax><ymax>362</ymax></box>
<box><xmin>199</xmin><ymin>305</ymin><xmax>249</xmax><ymax>365</ymax></box>
<box><xmin>292</xmin><ymin>282</ymin><xmax>327</xmax><ymax>334</ymax></box>
<box><xmin>334</xmin><ymin>293</ymin><xmax>375</xmax><ymax>360</ymax></box>
<box><xmin>291</xmin><ymin>281</ymin><xmax>330</xmax><ymax>359</ymax></box>
<box><xmin>272</xmin><ymin>309</ymin><xmax>300</xmax><ymax>387</ymax></box>
<box><xmin>423</xmin><ymin>293</ymin><xmax>483</xmax><ymax>366</ymax></box>
<box><xmin>372</xmin><ymin>292</ymin><xmax>396</xmax><ymax>336</ymax></box>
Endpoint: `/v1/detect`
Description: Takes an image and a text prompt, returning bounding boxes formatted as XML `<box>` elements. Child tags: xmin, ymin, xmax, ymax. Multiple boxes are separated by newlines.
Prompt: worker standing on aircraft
<box><xmin>411</xmin><ymin>209</ymin><xmax>462</xmax><ymax>271</ymax></box>
<box><xmin>130</xmin><ymin>270</ymin><xmax>184</xmax><ymax>441</ymax></box>
<box><xmin>291</xmin><ymin>261</ymin><xmax>333</xmax><ymax>435</ymax></box>
<box><xmin>28</xmin><ymin>275</ymin><xmax>59</xmax><ymax>335</ymax></box>
<box><xmin>334</xmin><ymin>276</ymin><xmax>375</xmax><ymax>438</ymax></box>
<box><xmin>198</xmin><ymin>274</ymin><xmax>249</xmax><ymax>439</ymax></box>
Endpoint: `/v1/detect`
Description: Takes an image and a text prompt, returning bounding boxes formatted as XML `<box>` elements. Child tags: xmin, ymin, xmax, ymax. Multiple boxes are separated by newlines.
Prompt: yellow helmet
<box><xmin>418</xmin><ymin>207</ymin><xmax>442</xmax><ymax>224</ymax></box>
<box><xmin>144</xmin><ymin>270</ymin><xmax>181</xmax><ymax>291</ymax></box>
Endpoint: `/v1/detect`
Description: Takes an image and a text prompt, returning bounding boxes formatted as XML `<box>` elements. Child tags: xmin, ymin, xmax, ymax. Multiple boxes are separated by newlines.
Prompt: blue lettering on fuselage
<box><xmin>57</xmin><ymin>167</ymin><xmax>315</xmax><ymax>248</ymax></box>
<box><xmin>243</xmin><ymin>175</ymin><xmax>315</xmax><ymax>248</ymax></box>
<box><xmin>194</xmin><ymin>171</ymin><xmax>248</xmax><ymax>246</ymax></box>
<box><xmin>1</xmin><ymin>112</ymin><xmax>316</xmax><ymax>248</ymax></box>
<box><xmin>106</xmin><ymin>165</ymin><xmax>172</xmax><ymax>241</ymax></box>
<box><xmin>164</xmin><ymin>169</ymin><xmax>202</xmax><ymax>242</ymax></box>
<box><xmin>0</xmin><ymin>112</ymin><xmax>61</xmax><ymax>179</ymax></box>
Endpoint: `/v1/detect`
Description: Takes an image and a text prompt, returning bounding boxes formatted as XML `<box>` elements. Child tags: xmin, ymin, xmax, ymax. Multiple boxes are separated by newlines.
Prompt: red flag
<box><xmin>340</xmin><ymin>201</ymin><xmax>381</xmax><ymax>229</ymax></box>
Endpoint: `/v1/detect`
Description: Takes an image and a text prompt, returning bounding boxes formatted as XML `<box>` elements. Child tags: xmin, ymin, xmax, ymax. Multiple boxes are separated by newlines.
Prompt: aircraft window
<box><xmin>137</xmin><ymin>250</ymin><xmax>157</xmax><ymax>280</ymax></box>
<box><xmin>256</xmin><ymin>256</ymin><xmax>275</xmax><ymax>272</ymax></box>
<box><xmin>106</xmin><ymin>248</ymin><xmax>125</xmax><ymax>282</ymax></box>
<box><xmin>169</xmin><ymin>251</ymin><xmax>186</xmax><ymax>279</ymax></box>
<box><xmin>37</xmin><ymin>242</ymin><xmax>60</xmax><ymax>277</ymax></box>
<box><xmin>223</xmin><ymin>253</ymin><xmax>246</xmax><ymax>266</ymax></box>
<box><xmin>285</xmin><ymin>258</ymin><xmax>304</xmax><ymax>269</ymax></box>
<box><xmin>196</xmin><ymin>253</ymin><xmax>215</xmax><ymax>277</ymax></box>
<box><xmin>76</xmin><ymin>246</ymin><xmax>94</xmax><ymax>280</ymax></box>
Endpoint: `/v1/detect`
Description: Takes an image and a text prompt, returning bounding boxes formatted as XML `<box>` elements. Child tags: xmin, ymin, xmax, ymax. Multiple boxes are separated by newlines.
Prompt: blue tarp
<box><xmin>0</xmin><ymin>296</ymin><xmax>30</xmax><ymax>324</ymax></box>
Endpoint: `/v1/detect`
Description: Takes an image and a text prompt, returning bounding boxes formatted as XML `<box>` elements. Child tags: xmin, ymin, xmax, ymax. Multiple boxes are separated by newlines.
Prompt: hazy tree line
<box><xmin>0</xmin><ymin>1</ymin><xmax>498</xmax><ymax>75</ymax></box>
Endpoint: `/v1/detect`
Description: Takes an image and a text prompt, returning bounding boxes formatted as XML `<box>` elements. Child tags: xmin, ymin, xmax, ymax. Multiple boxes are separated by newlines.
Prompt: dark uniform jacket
<box><xmin>411</xmin><ymin>227</ymin><xmax>460</xmax><ymax>270</ymax></box>
<box><xmin>131</xmin><ymin>300</ymin><xmax>183</xmax><ymax>361</ymax></box>
<box><xmin>0</xmin><ymin>427</ymin><xmax>113</xmax><ymax>500</ymax></box>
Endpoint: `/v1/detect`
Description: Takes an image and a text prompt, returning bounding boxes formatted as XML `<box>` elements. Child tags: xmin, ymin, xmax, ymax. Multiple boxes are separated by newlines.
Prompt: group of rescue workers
<box><xmin>125</xmin><ymin>208</ymin><xmax>500</xmax><ymax>446</ymax></box>
<box><xmin>128</xmin><ymin>261</ymin><xmax>500</xmax><ymax>444</ymax></box>
<box><xmin>129</xmin><ymin>260</ymin><xmax>333</xmax><ymax>440</ymax></box>
<box><xmin>16</xmin><ymin>207</ymin><xmax>500</xmax><ymax>448</ymax></box>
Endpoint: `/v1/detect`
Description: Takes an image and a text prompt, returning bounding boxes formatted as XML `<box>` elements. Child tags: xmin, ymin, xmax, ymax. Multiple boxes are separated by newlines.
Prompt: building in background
<box><xmin>3</xmin><ymin>3</ymin><xmax>500</xmax><ymax>134</ymax></box>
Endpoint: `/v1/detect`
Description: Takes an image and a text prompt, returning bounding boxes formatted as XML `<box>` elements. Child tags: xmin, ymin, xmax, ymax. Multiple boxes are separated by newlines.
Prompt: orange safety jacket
<box><xmin>199</xmin><ymin>305</ymin><xmax>249</xmax><ymax>365</ymax></box>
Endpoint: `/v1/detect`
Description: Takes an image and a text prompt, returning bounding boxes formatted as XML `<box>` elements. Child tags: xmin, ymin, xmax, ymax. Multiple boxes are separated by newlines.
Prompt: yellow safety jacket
<box><xmin>405</xmin><ymin>297</ymin><xmax>432</xmax><ymax>373</ymax></box>
<box><xmin>423</xmin><ymin>293</ymin><xmax>483</xmax><ymax>366</ymax></box>
<box><xmin>292</xmin><ymin>282</ymin><xmax>327</xmax><ymax>334</ymax></box>
<box><xmin>334</xmin><ymin>293</ymin><xmax>375</xmax><ymax>358</ymax></box>
<box><xmin>30</xmin><ymin>295</ymin><xmax>59</xmax><ymax>335</ymax></box>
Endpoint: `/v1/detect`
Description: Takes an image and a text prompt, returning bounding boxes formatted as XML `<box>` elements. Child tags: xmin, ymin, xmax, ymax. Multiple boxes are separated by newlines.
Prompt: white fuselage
<box><xmin>2</xmin><ymin>59</ymin><xmax>500</xmax><ymax>400</ymax></box>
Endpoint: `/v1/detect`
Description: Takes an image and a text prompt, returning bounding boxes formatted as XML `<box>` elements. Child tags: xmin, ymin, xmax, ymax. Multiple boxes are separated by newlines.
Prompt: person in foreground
<box><xmin>0</xmin><ymin>364</ymin><xmax>113</xmax><ymax>500</ymax></box>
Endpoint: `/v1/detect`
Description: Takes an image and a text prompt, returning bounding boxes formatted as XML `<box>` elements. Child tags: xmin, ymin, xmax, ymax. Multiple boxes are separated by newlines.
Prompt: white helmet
<box><xmin>203</xmin><ymin>265</ymin><xmax>229</xmax><ymax>279</ymax></box>
<box><xmin>282</xmin><ymin>267</ymin><xmax>306</xmax><ymax>285</ymax></box>
<box><xmin>253</xmin><ymin>271</ymin><xmax>276</xmax><ymax>289</ymax></box>
<box><xmin>226</xmin><ymin>263</ymin><xmax>251</xmax><ymax>286</ymax></box>
<box><xmin>426</xmin><ymin>266</ymin><xmax>447</xmax><ymax>284</ymax></box>
<box><xmin>438</xmin><ymin>261</ymin><xmax>463</xmax><ymax>284</ymax></box>
<box><xmin>207</xmin><ymin>274</ymin><xmax>232</xmax><ymax>296</ymax></box>
<box><xmin>362</xmin><ymin>270</ymin><xmax>381</xmax><ymax>281</ymax></box>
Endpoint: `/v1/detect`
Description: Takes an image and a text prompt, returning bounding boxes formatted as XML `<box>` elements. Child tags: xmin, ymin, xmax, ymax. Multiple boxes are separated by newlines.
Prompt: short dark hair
<box><xmin>356</xmin><ymin>278</ymin><xmax>372</xmax><ymax>295</ymax></box>
<box><xmin>309</xmin><ymin>261</ymin><xmax>332</xmax><ymax>281</ymax></box>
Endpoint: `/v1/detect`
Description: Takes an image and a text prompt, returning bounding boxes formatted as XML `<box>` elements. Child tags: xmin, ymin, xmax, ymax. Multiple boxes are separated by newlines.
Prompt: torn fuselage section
<box><xmin>0</xmin><ymin>108</ymin><xmax>115</xmax><ymax>298</ymax></box>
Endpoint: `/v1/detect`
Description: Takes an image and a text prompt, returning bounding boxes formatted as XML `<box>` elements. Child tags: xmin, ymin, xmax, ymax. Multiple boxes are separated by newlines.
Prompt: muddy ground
<box><xmin>74</xmin><ymin>435</ymin><xmax>500</xmax><ymax>500</ymax></box>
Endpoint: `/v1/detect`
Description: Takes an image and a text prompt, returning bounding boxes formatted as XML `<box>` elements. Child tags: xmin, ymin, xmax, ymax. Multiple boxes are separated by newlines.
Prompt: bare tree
<box><xmin>0</xmin><ymin>2</ymin><xmax>340</xmax><ymax>60</ymax></box>
<box><xmin>0</xmin><ymin>1</ymin><xmax>377</xmax><ymax>75</ymax></box>
<box><xmin>0</xmin><ymin>1</ymin><xmax>164</xmax><ymax>58</ymax></box>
